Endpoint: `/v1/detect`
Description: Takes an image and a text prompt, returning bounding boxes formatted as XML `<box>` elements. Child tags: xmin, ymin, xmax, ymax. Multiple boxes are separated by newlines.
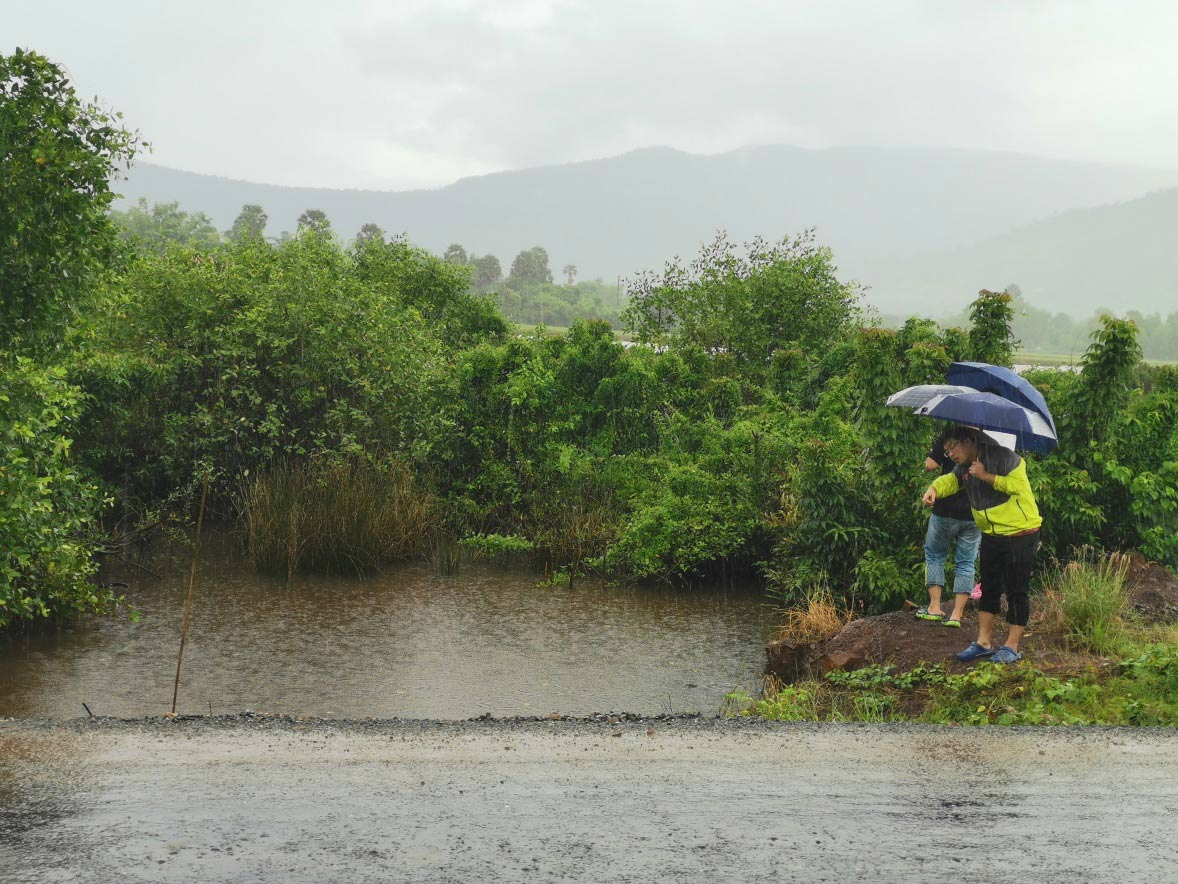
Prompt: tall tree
<box><xmin>967</xmin><ymin>289</ymin><xmax>1017</xmax><ymax>367</ymax></box>
<box><xmin>562</xmin><ymin>264</ymin><xmax>578</xmax><ymax>286</ymax></box>
<box><xmin>444</xmin><ymin>243</ymin><xmax>468</xmax><ymax>265</ymax></box>
<box><xmin>0</xmin><ymin>48</ymin><xmax>143</xmax><ymax>350</ymax></box>
<box><xmin>470</xmin><ymin>254</ymin><xmax>502</xmax><ymax>290</ymax></box>
<box><xmin>111</xmin><ymin>198</ymin><xmax>220</xmax><ymax>252</ymax></box>
<box><xmin>355</xmin><ymin>223</ymin><xmax>385</xmax><ymax>246</ymax></box>
<box><xmin>297</xmin><ymin>208</ymin><xmax>331</xmax><ymax>233</ymax></box>
<box><xmin>507</xmin><ymin>246</ymin><xmax>553</xmax><ymax>288</ymax></box>
<box><xmin>228</xmin><ymin>204</ymin><xmax>268</xmax><ymax>242</ymax></box>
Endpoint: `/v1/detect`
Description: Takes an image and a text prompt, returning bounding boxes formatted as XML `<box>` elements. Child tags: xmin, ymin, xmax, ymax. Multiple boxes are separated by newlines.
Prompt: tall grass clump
<box><xmin>1039</xmin><ymin>549</ymin><xmax>1132</xmax><ymax>655</ymax></box>
<box><xmin>777</xmin><ymin>585</ymin><xmax>855</xmax><ymax>644</ymax></box>
<box><xmin>244</xmin><ymin>456</ymin><xmax>433</xmax><ymax>579</ymax></box>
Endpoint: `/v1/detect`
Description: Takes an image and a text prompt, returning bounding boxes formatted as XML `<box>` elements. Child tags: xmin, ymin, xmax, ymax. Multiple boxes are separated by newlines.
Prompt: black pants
<box><xmin>978</xmin><ymin>532</ymin><xmax>1038</xmax><ymax>627</ymax></box>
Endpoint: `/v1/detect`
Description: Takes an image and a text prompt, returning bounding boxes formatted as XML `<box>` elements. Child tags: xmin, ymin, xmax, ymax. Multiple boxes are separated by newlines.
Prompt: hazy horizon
<box><xmin>10</xmin><ymin>1</ymin><xmax>1178</xmax><ymax>190</ymax></box>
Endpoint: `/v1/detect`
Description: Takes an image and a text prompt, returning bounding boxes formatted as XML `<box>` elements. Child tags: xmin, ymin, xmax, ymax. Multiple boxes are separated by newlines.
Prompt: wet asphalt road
<box><xmin>2</xmin><ymin>716</ymin><xmax>1177</xmax><ymax>883</ymax></box>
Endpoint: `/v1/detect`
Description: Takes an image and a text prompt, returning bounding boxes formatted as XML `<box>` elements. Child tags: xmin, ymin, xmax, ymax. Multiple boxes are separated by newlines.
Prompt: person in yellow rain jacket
<box><xmin>921</xmin><ymin>425</ymin><xmax>1042</xmax><ymax>664</ymax></box>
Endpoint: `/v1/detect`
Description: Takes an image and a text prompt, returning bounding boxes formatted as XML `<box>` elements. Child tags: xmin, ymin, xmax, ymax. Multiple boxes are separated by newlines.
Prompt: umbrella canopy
<box><xmin>884</xmin><ymin>384</ymin><xmax>979</xmax><ymax>409</ymax></box>
<box><xmin>916</xmin><ymin>391</ymin><xmax>1058</xmax><ymax>455</ymax></box>
<box><xmin>946</xmin><ymin>362</ymin><xmax>1056</xmax><ymax>434</ymax></box>
<box><xmin>885</xmin><ymin>384</ymin><xmax>1017</xmax><ymax>450</ymax></box>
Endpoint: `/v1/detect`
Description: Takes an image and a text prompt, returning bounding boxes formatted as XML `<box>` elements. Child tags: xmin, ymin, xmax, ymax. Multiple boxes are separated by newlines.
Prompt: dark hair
<box><xmin>944</xmin><ymin>425</ymin><xmax>983</xmax><ymax>446</ymax></box>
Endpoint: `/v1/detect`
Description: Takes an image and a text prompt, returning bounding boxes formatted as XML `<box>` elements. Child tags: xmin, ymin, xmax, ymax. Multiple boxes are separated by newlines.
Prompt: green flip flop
<box><xmin>915</xmin><ymin>607</ymin><xmax>945</xmax><ymax>622</ymax></box>
<box><xmin>942</xmin><ymin>618</ymin><xmax>962</xmax><ymax>628</ymax></box>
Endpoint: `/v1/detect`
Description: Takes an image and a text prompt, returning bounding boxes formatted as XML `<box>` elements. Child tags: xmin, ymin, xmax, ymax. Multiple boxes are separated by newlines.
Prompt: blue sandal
<box><xmin>956</xmin><ymin>642</ymin><xmax>995</xmax><ymax>662</ymax></box>
<box><xmin>990</xmin><ymin>646</ymin><xmax>1024</xmax><ymax>664</ymax></box>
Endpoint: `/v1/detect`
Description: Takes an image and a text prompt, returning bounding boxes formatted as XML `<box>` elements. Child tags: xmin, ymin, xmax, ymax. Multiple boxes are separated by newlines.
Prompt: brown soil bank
<box><xmin>767</xmin><ymin>554</ymin><xmax>1178</xmax><ymax>682</ymax></box>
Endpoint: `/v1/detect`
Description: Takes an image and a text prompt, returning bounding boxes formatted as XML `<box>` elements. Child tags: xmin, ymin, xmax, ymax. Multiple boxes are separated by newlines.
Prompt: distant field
<box><xmin>516</xmin><ymin>323</ymin><xmax>634</xmax><ymax>342</ymax></box>
<box><xmin>1016</xmin><ymin>351</ymin><xmax>1175</xmax><ymax>368</ymax></box>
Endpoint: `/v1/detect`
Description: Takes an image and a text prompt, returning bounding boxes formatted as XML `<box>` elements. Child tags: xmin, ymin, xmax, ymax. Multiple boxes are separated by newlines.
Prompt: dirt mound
<box><xmin>1124</xmin><ymin>553</ymin><xmax>1178</xmax><ymax>623</ymax></box>
<box><xmin>766</xmin><ymin>609</ymin><xmax>995</xmax><ymax>681</ymax></box>
<box><xmin>765</xmin><ymin>558</ymin><xmax>1178</xmax><ymax>683</ymax></box>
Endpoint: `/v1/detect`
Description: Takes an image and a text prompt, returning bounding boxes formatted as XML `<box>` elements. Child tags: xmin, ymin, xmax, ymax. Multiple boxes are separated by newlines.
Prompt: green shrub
<box><xmin>1040</xmin><ymin>551</ymin><xmax>1132</xmax><ymax>655</ymax></box>
<box><xmin>0</xmin><ymin>359</ymin><xmax>114</xmax><ymax>628</ymax></box>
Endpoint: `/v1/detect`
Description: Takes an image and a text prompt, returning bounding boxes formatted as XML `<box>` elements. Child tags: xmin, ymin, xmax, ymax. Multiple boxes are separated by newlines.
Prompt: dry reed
<box><xmin>243</xmin><ymin>456</ymin><xmax>433</xmax><ymax>578</ymax></box>
<box><xmin>776</xmin><ymin>585</ymin><xmax>855</xmax><ymax>644</ymax></box>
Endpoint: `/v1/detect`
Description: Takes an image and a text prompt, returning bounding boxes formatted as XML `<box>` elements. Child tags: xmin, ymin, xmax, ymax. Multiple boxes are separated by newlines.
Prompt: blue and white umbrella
<box><xmin>884</xmin><ymin>384</ymin><xmax>1018</xmax><ymax>450</ymax></box>
<box><xmin>884</xmin><ymin>384</ymin><xmax>979</xmax><ymax>409</ymax></box>
<box><xmin>915</xmin><ymin>390</ymin><xmax>1058</xmax><ymax>455</ymax></box>
<box><xmin>946</xmin><ymin>362</ymin><xmax>1057</xmax><ymax>436</ymax></box>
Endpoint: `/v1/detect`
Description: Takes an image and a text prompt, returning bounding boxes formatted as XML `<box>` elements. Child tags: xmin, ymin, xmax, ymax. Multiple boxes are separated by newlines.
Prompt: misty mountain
<box><xmin>113</xmin><ymin>145</ymin><xmax>1178</xmax><ymax>314</ymax></box>
<box><xmin>868</xmin><ymin>186</ymin><xmax>1178</xmax><ymax>317</ymax></box>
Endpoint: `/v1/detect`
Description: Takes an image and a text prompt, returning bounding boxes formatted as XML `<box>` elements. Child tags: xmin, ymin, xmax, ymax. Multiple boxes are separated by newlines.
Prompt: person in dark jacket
<box><xmin>914</xmin><ymin>428</ymin><xmax>980</xmax><ymax>628</ymax></box>
<box><xmin>921</xmin><ymin>425</ymin><xmax>1042</xmax><ymax>664</ymax></box>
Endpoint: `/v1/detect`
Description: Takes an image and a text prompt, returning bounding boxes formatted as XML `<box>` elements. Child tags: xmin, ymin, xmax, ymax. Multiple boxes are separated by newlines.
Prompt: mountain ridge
<box><xmin>113</xmin><ymin>144</ymin><xmax>1178</xmax><ymax>315</ymax></box>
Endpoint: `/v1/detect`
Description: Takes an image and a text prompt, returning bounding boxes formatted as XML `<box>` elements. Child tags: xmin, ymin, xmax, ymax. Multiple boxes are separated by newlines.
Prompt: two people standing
<box><xmin>916</xmin><ymin>428</ymin><xmax>980</xmax><ymax>629</ymax></box>
<box><xmin>921</xmin><ymin>425</ymin><xmax>1042</xmax><ymax>665</ymax></box>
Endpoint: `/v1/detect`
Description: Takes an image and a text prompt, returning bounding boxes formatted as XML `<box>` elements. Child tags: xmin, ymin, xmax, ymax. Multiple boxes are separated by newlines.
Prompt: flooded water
<box><xmin>0</xmin><ymin>550</ymin><xmax>779</xmax><ymax>720</ymax></box>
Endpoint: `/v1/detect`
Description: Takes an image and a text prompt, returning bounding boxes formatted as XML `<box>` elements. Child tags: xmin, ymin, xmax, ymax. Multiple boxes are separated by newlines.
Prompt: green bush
<box><xmin>0</xmin><ymin>359</ymin><xmax>114</xmax><ymax>628</ymax></box>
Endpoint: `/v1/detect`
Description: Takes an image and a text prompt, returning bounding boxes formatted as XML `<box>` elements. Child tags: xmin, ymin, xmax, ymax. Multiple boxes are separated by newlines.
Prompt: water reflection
<box><xmin>0</xmin><ymin>553</ymin><xmax>778</xmax><ymax>719</ymax></box>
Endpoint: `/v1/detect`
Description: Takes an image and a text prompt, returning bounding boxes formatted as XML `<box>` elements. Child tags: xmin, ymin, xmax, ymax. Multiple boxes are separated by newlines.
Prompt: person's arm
<box><xmin>924</xmin><ymin>457</ymin><xmax>939</xmax><ymax>471</ymax></box>
<box><xmin>925</xmin><ymin>471</ymin><xmax>960</xmax><ymax>506</ymax></box>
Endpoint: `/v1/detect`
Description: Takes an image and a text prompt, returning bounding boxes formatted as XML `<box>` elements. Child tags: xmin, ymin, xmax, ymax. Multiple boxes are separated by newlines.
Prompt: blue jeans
<box><xmin>925</xmin><ymin>514</ymin><xmax>981</xmax><ymax>594</ymax></box>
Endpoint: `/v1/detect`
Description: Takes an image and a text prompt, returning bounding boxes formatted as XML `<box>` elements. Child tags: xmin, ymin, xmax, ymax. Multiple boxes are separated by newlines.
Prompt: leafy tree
<box><xmin>1</xmin><ymin>360</ymin><xmax>117</xmax><ymax>628</ymax></box>
<box><xmin>444</xmin><ymin>243</ymin><xmax>468</xmax><ymax>265</ymax></box>
<box><xmin>967</xmin><ymin>289</ymin><xmax>1017</xmax><ymax>366</ymax></box>
<box><xmin>111</xmin><ymin>198</ymin><xmax>220</xmax><ymax>252</ymax></box>
<box><xmin>622</xmin><ymin>231</ymin><xmax>861</xmax><ymax>380</ymax></box>
<box><xmin>228</xmin><ymin>203</ymin><xmax>268</xmax><ymax>242</ymax></box>
<box><xmin>470</xmin><ymin>254</ymin><xmax>502</xmax><ymax>290</ymax></box>
<box><xmin>1072</xmin><ymin>316</ymin><xmax>1142</xmax><ymax>449</ymax></box>
<box><xmin>0</xmin><ymin>48</ymin><xmax>143</xmax><ymax>351</ymax></box>
<box><xmin>507</xmin><ymin>246</ymin><xmax>553</xmax><ymax>288</ymax></box>
<box><xmin>297</xmin><ymin>208</ymin><xmax>331</xmax><ymax>233</ymax></box>
<box><xmin>355</xmin><ymin>223</ymin><xmax>385</xmax><ymax>246</ymax></box>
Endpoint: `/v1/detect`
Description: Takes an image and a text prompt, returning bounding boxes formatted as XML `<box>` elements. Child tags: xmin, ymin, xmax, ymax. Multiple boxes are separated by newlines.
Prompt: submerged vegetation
<box><xmin>3</xmin><ymin>45</ymin><xmax>1178</xmax><ymax>678</ymax></box>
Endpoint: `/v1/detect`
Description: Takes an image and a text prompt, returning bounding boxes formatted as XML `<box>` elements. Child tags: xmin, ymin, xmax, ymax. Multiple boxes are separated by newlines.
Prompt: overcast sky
<box><xmin>9</xmin><ymin>0</ymin><xmax>1178</xmax><ymax>190</ymax></box>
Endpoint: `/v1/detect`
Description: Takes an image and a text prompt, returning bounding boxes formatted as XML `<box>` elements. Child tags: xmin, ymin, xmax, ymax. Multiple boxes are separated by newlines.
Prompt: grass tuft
<box><xmin>776</xmin><ymin>585</ymin><xmax>854</xmax><ymax>644</ymax></box>
<box><xmin>243</xmin><ymin>456</ymin><xmax>433</xmax><ymax>579</ymax></box>
<box><xmin>1039</xmin><ymin>549</ymin><xmax>1132</xmax><ymax>656</ymax></box>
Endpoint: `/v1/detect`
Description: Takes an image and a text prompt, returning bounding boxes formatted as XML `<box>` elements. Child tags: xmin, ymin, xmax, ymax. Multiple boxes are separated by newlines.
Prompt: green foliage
<box><xmin>0</xmin><ymin>358</ymin><xmax>115</xmax><ymax>628</ymax></box>
<box><xmin>967</xmin><ymin>290</ymin><xmax>1017</xmax><ymax>367</ymax></box>
<box><xmin>622</xmin><ymin>231</ymin><xmax>861</xmax><ymax>381</ymax></box>
<box><xmin>1072</xmin><ymin>316</ymin><xmax>1144</xmax><ymax>450</ymax></box>
<box><xmin>735</xmin><ymin>644</ymin><xmax>1178</xmax><ymax>726</ymax></box>
<box><xmin>507</xmin><ymin>246</ymin><xmax>554</xmax><ymax>287</ymax></box>
<box><xmin>111</xmin><ymin>198</ymin><xmax>220</xmax><ymax>252</ymax></box>
<box><xmin>73</xmin><ymin>232</ymin><xmax>456</xmax><ymax>511</ymax></box>
<box><xmin>297</xmin><ymin>208</ymin><xmax>330</xmax><ymax>234</ymax></box>
<box><xmin>1040</xmin><ymin>551</ymin><xmax>1132</xmax><ymax>655</ymax></box>
<box><xmin>0</xmin><ymin>48</ymin><xmax>144</xmax><ymax>351</ymax></box>
<box><xmin>228</xmin><ymin>204</ymin><xmax>268</xmax><ymax>243</ymax></box>
<box><xmin>460</xmin><ymin>533</ymin><xmax>535</xmax><ymax>560</ymax></box>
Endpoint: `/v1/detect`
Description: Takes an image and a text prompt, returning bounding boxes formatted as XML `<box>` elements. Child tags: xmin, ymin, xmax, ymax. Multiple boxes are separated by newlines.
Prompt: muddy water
<box><xmin>0</xmin><ymin>552</ymin><xmax>778</xmax><ymax>719</ymax></box>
